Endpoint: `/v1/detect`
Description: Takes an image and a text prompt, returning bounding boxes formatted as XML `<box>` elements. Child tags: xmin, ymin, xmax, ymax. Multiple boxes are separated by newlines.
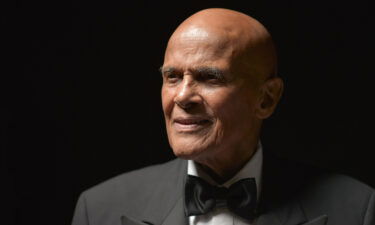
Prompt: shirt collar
<box><xmin>187</xmin><ymin>142</ymin><xmax>263</xmax><ymax>198</ymax></box>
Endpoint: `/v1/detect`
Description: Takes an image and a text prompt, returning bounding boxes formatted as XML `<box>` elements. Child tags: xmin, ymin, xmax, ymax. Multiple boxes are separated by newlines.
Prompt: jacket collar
<box><xmin>122</xmin><ymin>155</ymin><xmax>326</xmax><ymax>225</ymax></box>
<box><xmin>143</xmin><ymin>159</ymin><xmax>188</xmax><ymax>225</ymax></box>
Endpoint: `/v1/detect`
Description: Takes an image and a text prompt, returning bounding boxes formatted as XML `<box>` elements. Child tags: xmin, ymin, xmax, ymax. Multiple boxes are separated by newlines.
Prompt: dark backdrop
<box><xmin>2</xmin><ymin>1</ymin><xmax>374</xmax><ymax>225</ymax></box>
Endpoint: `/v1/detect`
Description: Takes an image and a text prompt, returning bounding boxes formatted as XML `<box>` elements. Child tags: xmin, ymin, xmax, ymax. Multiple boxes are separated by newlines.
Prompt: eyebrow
<box><xmin>159</xmin><ymin>66</ymin><xmax>177</xmax><ymax>75</ymax></box>
<box><xmin>159</xmin><ymin>66</ymin><xmax>226</xmax><ymax>80</ymax></box>
<box><xmin>195</xmin><ymin>67</ymin><xmax>225</xmax><ymax>80</ymax></box>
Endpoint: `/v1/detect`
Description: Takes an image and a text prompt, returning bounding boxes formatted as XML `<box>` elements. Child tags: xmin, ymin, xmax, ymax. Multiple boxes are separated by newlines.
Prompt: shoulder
<box><xmin>263</xmin><ymin>154</ymin><xmax>374</xmax><ymax>205</ymax></box>
<box><xmin>285</xmin><ymin>159</ymin><xmax>374</xmax><ymax>199</ymax></box>
<box><xmin>299</xmin><ymin>171</ymin><xmax>374</xmax><ymax>207</ymax></box>
<box><xmin>263</xmin><ymin>155</ymin><xmax>374</xmax><ymax>223</ymax></box>
<box><xmin>298</xmin><ymin>171</ymin><xmax>375</xmax><ymax>223</ymax></box>
<box><xmin>264</xmin><ymin>154</ymin><xmax>373</xmax><ymax>194</ymax></box>
<box><xmin>280</xmin><ymin>157</ymin><xmax>374</xmax><ymax>220</ymax></box>
<box><xmin>79</xmin><ymin>158</ymin><xmax>185</xmax><ymax>210</ymax></box>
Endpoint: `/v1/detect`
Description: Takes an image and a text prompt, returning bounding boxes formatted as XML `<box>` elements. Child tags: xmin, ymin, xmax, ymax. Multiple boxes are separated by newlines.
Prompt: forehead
<box><xmin>163</xmin><ymin>27</ymin><xmax>236</xmax><ymax>70</ymax></box>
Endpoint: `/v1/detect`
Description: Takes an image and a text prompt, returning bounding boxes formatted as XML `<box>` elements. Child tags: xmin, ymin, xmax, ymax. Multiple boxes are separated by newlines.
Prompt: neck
<box><xmin>196</xmin><ymin>144</ymin><xmax>258</xmax><ymax>184</ymax></box>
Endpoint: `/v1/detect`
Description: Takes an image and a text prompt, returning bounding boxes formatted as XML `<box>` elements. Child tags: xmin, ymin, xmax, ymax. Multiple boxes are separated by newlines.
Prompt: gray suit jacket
<box><xmin>71</xmin><ymin>155</ymin><xmax>374</xmax><ymax>225</ymax></box>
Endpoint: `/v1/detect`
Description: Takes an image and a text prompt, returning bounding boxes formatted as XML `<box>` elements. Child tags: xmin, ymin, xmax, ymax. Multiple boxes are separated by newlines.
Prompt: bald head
<box><xmin>161</xmin><ymin>8</ymin><xmax>283</xmax><ymax>179</ymax></box>
<box><xmin>165</xmin><ymin>8</ymin><xmax>278</xmax><ymax>83</ymax></box>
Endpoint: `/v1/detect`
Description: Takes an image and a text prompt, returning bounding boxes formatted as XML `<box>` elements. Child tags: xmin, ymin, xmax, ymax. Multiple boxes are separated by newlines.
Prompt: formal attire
<box><xmin>72</xmin><ymin>147</ymin><xmax>374</xmax><ymax>225</ymax></box>
<box><xmin>187</xmin><ymin>142</ymin><xmax>262</xmax><ymax>225</ymax></box>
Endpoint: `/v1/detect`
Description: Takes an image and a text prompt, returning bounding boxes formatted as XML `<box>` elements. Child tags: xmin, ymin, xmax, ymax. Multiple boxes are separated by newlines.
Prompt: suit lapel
<box><xmin>121</xmin><ymin>215</ymin><xmax>151</xmax><ymax>225</ymax></box>
<box><xmin>256</xmin><ymin>199</ymin><xmax>307</xmax><ymax>225</ymax></box>
<box><xmin>257</xmin><ymin>151</ymin><xmax>309</xmax><ymax>225</ymax></box>
<box><xmin>301</xmin><ymin>215</ymin><xmax>328</xmax><ymax>225</ymax></box>
<box><xmin>161</xmin><ymin>196</ymin><xmax>188</xmax><ymax>225</ymax></box>
<box><xmin>259</xmin><ymin>149</ymin><xmax>328</xmax><ymax>225</ymax></box>
<box><xmin>121</xmin><ymin>159</ymin><xmax>188</xmax><ymax>225</ymax></box>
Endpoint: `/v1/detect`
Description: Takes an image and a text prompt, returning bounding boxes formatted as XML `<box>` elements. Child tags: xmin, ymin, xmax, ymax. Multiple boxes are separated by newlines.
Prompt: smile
<box><xmin>173</xmin><ymin>117</ymin><xmax>212</xmax><ymax>132</ymax></box>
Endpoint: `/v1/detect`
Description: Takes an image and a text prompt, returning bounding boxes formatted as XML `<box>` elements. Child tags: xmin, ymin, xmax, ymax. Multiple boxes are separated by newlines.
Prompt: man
<box><xmin>72</xmin><ymin>8</ymin><xmax>374</xmax><ymax>225</ymax></box>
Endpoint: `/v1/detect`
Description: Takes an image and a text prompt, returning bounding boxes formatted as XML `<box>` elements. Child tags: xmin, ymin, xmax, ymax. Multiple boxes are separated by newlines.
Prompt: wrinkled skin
<box><xmin>161</xmin><ymin>8</ymin><xmax>283</xmax><ymax>182</ymax></box>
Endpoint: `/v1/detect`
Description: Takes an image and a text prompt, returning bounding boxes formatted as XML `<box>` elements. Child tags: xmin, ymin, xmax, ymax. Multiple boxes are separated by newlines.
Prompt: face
<box><xmin>161</xmin><ymin>27</ymin><xmax>262</xmax><ymax>162</ymax></box>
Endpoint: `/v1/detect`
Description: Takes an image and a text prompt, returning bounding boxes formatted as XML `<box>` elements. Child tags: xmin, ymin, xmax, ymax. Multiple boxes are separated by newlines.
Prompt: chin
<box><xmin>167</xmin><ymin>128</ymin><xmax>218</xmax><ymax>160</ymax></box>
<box><xmin>170</xmin><ymin>140</ymin><xmax>211</xmax><ymax>160</ymax></box>
<box><xmin>172</xmin><ymin>146</ymin><xmax>202</xmax><ymax>160</ymax></box>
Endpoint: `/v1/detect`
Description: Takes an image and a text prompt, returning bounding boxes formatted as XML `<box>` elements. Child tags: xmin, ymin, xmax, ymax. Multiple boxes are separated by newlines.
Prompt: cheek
<box><xmin>209</xmin><ymin>89</ymin><xmax>256</xmax><ymax>128</ymax></box>
<box><xmin>161</xmin><ymin>87</ymin><xmax>174</xmax><ymax>117</ymax></box>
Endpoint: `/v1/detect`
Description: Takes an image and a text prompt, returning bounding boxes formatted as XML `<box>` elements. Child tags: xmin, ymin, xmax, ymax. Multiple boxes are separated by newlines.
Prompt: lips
<box><xmin>173</xmin><ymin>117</ymin><xmax>212</xmax><ymax>132</ymax></box>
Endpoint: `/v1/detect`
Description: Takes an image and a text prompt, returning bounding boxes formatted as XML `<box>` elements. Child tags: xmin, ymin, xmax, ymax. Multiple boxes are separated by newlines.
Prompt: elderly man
<box><xmin>72</xmin><ymin>8</ymin><xmax>374</xmax><ymax>225</ymax></box>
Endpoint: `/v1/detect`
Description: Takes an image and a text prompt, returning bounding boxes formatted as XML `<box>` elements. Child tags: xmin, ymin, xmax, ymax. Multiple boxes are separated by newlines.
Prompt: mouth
<box><xmin>173</xmin><ymin>117</ymin><xmax>212</xmax><ymax>132</ymax></box>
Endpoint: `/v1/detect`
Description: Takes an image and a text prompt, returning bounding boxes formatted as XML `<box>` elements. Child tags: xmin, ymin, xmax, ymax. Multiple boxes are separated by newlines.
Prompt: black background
<box><xmin>2</xmin><ymin>1</ymin><xmax>374</xmax><ymax>225</ymax></box>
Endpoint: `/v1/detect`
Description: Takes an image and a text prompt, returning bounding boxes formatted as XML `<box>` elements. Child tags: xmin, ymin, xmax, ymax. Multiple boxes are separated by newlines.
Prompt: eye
<box><xmin>164</xmin><ymin>73</ymin><xmax>181</xmax><ymax>83</ymax></box>
<box><xmin>199</xmin><ymin>73</ymin><xmax>224</xmax><ymax>84</ymax></box>
<box><xmin>205</xmin><ymin>74</ymin><xmax>219</xmax><ymax>80</ymax></box>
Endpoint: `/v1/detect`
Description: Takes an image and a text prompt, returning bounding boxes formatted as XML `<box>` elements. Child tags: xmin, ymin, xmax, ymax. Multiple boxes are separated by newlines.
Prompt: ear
<box><xmin>255</xmin><ymin>77</ymin><xmax>284</xmax><ymax>119</ymax></box>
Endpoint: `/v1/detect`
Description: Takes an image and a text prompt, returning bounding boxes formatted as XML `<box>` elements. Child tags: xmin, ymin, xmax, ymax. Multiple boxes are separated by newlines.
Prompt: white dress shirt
<box><xmin>187</xmin><ymin>143</ymin><xmax>263</xmax><ymax>225</ymax></box>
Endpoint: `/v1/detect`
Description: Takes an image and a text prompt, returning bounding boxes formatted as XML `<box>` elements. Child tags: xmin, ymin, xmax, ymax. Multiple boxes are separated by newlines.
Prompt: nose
<box><xmin>174</xmin><ymin>76</ymin><xmax>202</xmax><ymax>109</ymax></box>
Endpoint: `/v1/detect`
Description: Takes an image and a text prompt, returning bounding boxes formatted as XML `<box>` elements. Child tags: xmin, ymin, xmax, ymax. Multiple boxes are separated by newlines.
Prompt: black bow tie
<box><xmin>184</xmin><ymin>175</ymin><xmax>257</xmax><ymax>221</ymax></box>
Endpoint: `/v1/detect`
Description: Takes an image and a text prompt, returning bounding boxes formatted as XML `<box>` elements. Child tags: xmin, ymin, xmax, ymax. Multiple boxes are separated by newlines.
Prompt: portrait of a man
<box><xmin>3</xmin><ymin>1</ymin><xmax>375</xmax><ymax>225</ymax></box>
<box><xmin>71</xmin><ymin>8</ymin><xmax>374</xmax><ymax>225</ymax></box>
